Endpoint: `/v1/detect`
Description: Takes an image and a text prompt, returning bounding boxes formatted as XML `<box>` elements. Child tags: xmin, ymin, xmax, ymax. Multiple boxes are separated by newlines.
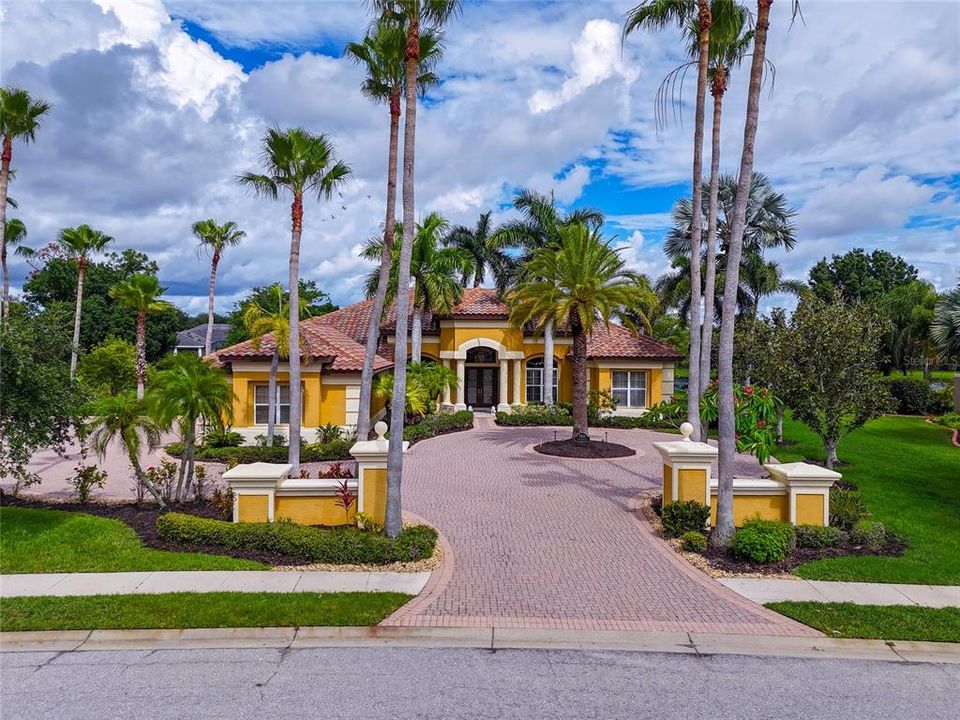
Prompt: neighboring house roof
<box><xmin>176</xmin><ymin>323</ymin><xmax>230</xmax><ymax>350</ymax></box>
<box><xmin>210</xmin><ymin>288</ymin><xmax>681</xmax><ymax>370</ymax></box>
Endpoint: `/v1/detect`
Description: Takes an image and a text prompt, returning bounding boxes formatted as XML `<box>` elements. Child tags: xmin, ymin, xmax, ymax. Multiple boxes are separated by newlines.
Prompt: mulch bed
<box><xmin>0</xmin><ymin>494</ymin><xmax>305</xmax><ymax>566</ymax></box>
<box><xmin>699</xmin><ymin>536</ymin><xmax>907</xmax><ymax>575</ymax></box>
<box><xmin>533</xmin><ymin>439</ymin><xmax>636</xmax><ymax>459</ymax></box>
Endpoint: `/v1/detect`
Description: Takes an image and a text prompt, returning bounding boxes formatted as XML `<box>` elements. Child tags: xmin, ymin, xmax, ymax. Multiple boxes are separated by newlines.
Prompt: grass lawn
<box><xmin>776</xmin><ymin>415</ymin><xmax>959</xmax><ymax>585</ymax></box>
<box><xmin>0</xmin><ymin>592</ymin><xmax>411</xmax><ymax>631</ymax></box>
<box><xmin>0</xmin><ymin>506</ymin><xmax>266</xmax><ymax>573</ymax></box>
<box><xmin>767</xmin><ymin>602</ymin><xmax>960</xmax><ymax>643</ymax></box>
<box><xmin>904</xmin><ymin>369</ymin><xmax>956</xmax><ymax>384</ymax></box>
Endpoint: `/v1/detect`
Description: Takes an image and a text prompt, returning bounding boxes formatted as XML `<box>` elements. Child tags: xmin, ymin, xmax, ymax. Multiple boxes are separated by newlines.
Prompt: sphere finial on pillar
<box><xmin>679</xmin><ymin>422</ymin><xmax>694</xmax><ymax>441</ymax></box>
<box><xmin>374</xmin><ymin>421</ymin><xmax>388</xmax><ymax>441</ymax></box>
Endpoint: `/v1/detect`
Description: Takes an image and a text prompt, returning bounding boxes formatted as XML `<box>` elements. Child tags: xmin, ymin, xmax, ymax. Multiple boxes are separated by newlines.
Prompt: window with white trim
<box><xmin>254</xmin><ymin>384</ymin><xmax>291</xmax><ymax>424</ymax></box>
<box><xmin>525</xmin><ymin>357</ymin><xmax>558</xmax><ymax>403</ymax></box>
<box><xmin>611</xmin><ymin>370</ymin><xmax>647</xmax><ymax>408</ymax></box>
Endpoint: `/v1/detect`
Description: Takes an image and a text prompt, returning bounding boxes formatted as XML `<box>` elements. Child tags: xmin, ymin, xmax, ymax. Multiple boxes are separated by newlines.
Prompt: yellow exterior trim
<box><xmin>709</xmin><ymin>494</ymin><xmax>790</xmax><ymax>526</ymax></box>
<box><xmin>678</xmin><ymin>468</ymin><xmax>707</xmax><ymax>504</ymax></box>
<box><xmin>663</xmin><ymin>464</ymin><xmax>672</xmax><ymax>502</ymax></box>
<box><xmin>237</xmin><ymin>494</ymin><xmax>269</xmax><ymax>523</ymax></box>
<box><xmin>649</xmin><ymin>368</ymin><xmax>662</xmax><ymax>406</ymax></box>
<box><xmin>795</xmin><ymin>494</ymin><xmax>825</xmax><ymax>526</ymax></box>
<box><xmin>362</xmin><ymin>468</ymin><xmax>388</xmax><ymax>524</ymax></box>
<box><xmin>275</xmin><ymin>496</ymin><xmax>354</xmax><ymax>526</ymax></box>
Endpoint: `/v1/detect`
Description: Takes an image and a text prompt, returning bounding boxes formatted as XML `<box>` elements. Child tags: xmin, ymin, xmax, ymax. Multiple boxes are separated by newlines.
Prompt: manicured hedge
<box><xmin>495</xmin><ymin>404</ymin><xmax>671</xmax><ymax>430</ymax></box>
<box><xmin>883</xmin><ymin>376</ymin><xmax>933</xmax><ymax>415</ymax></box>
<box><xmin>166</xmin><ymin>439</ymin><xmax>354</xmax><ymax>463</ymax></box>
<box><xmin>157</xmin><ymin>512</ymin><xmax>437</xmax><ymax>565</ymax></box>
<box><xmin>402</xmin><ymin>411</ymin><xmax>474</xmax><ymax>443</ymax></box>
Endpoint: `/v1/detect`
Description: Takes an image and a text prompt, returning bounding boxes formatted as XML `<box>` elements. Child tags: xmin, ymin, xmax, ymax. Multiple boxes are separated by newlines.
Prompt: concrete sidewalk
<box><xmin>719</xmin><ymin>577</ymin><xmax>960</xmax><ymax>608</ymax></box>
<box><xmin>0</xmin><ymin>571</ymin><xmax>431</xmax><ymax>598</ymax></box>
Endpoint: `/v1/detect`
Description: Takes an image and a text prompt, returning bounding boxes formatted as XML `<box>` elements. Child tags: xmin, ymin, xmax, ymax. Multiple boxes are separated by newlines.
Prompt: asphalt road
<box><xmin>2</xmin><ymin>646</ymin><xmax>956</xmax><ymax>720</ymax></box>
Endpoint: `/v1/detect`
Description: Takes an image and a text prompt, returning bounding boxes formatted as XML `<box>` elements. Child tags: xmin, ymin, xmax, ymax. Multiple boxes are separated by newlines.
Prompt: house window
<box><xmin>525</xmin><ymin>357</ymin><xmax>558</xmax><ymax>403</ymax></box>
<box><xmin>611</xmin><ymin>371</ymin><xmax>647</xmax><ymax>408</ymax></box>
<box><xmin>254</xmin><ymin>385</ymin><xmax>291</xmax><ymax>424</ymax></box>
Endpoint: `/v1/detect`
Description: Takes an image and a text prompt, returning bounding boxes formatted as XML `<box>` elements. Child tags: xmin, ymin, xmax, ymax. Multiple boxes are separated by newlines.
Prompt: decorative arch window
<box><xmin>466</xmin><ymin>346</ymin><xmax>497</xmax><ymax>364</ymax></box>
<box><xmin>525</xmin><ymin>356</ymin><xmax>558</xmax><ymax>403</ymax></box>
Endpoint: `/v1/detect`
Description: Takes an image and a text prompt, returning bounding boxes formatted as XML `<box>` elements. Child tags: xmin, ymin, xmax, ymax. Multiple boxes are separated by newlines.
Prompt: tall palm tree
<box><xmin>371</xmin><ymin>0</ymin><xmax>461</xmax><ymax>538</ymax></box>
<box><xmin>149</xmin><ymin>354</ymin><xmax>234</xmax><ymax>503</ymax></box>
<box><xmin>625</xmin><ymin>0</ymin><xmax>714</xmax><ymax>440</ymax></box>
<box><xmin>0</xmin><ymin>86</ymin><xmax>51</xmax><ymax>320</ymax></box>
<box><xmin>242</xmin><ymin>283</ymin><xmax>308</xmax><ymax>447</ymax></box>
<box><xmin>109</xmin><ymin>274</ymin><xmax>171</xmax><ymax>400</ymax></box>
<box><xmin>739</xmin><ymin>253</ymin><xmax>806</xmax><ymax>324</ymax></box>
<box><xmin>618</xmin><ymin>274</ymin><xmax>661</xmax><ymax>336</ymax></box>
<box><xmin>237</xmin><ymin>128</ymin><xmax>351</xmax><ymax>475</ymax></box>
<box><xmin>346</xmin><ymin>20</ymin><xmax>443</xmax><ymax>443</ymax></box>
<box><xmin>1</xmin><ymin>217</ymin><xmax>31</xmax><ymax>315</ymax></box>
<box><xmin>193</xmin><ymin>218</ymin><xmax>246</xmax><ymax>355</ymax></box>
<box><xmin>491</xmin><ymin>189</ymin><xmax>604</xmax><ymax>407</ymax></box>
<box><xmin>59</xmin><ymin>225</ymin><xmax>114</xmax><ymax>382</ymax></box>
<box><xmin>85</xmin><ymin>392</ymin><xmax>165</xmax><ymax>507</ymax></box>
<box><xmin>443</xmin><ymin>211</ymin><xmax>502</xmax><ymax>287</ymax></box>
<box><xmin>509</xmin><ymin>225</ymin><xmax>642</xmax><ymax>437</ymax></box>
<box><xmin>714</xmin><ymin>0</ymin><xmax>795</xmax><ymax>546</ymax></box>
<box><xmin>932</xmin><ymin>286</ymin><xmax>960</xmax><ymax>359</ymax></box>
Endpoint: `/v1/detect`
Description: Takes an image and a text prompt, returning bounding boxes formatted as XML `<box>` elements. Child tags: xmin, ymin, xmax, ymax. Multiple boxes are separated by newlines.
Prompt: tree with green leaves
<box><xmin>809</xmin><ymin>248</ymin><xmax>918</xmax><ymax>305</ymax></box>
<box><xmin>148</xmin><ymin>353</ymin><xmax>234</xmax><ymax>503</ymax></box>
<box><xmin>225</xmin><ymin>280</ymin><xmax>335</xmax><ymax>346</ymax></box>
<box><xmin>59</xmin><ymin>225</ymin><xmax>115</xmax><ymax>382</ymax></box>
<box><xmin>346</xmin><ymin>18</ymin><xmax>443</xmax><ymax>443</ymax></box>
<box><xmin>443</xmin><ymin>212</ymin><xmax>504</xmax><ymax>287</ymax></box>
<box><xmin>2</xmin><ymin>217</ymin><xmax>31</xmax><ymax>316</ymax></box>
<box><xmin>509</xmin><ymin>224</ymin><xmax>642</xmax><ymax>437</ymax></box>
<box><xmin>109</xmin><ymin>274</ymin><xmax>171</xmax><ymax>400</ymax></box>
<box><xmin>238</xmin><ymin>128</ymin><xmax>351</xmax><ymax>474</ymax></box>
<box><xmin>739</xmin><ymin>252</ymin><xmax>807</xmax><ymax>325</ymax></box>
<box><xmin>85</xmin><ymin>392</ymin><xmax>165</xmax><ymax>506</ymax></box>
<box><xmin>778</xmin><ymin>294</ymin><xmax>892</xmax><ymax>469</ymax></box>
<box><xmin>1</xmin><ymin>86</ymin><xmax>51</xmax><ymax>320</ymax></box>
<box><xmin>880</xmin><ymin>279</ymin><xmax>938</xmax><ymax>376</ymax></box>
<box><xmin>932</xmin><ymin>285</ymin><xmax>960</xmax><ymax>412</ymax></box>
<box><xmin>193</xmin><ymin>218</ymin><xmax>246</xmax><ymax>355</ymax></box>
<box><xmin>77</xmin><ymin>337</ymin><xmax>137</xmax><ymax>397</ymax></box>
<box><xmin>369</xmin><ymin>0</ymin><xmax>462</xmax><ymax>538</ymax></box>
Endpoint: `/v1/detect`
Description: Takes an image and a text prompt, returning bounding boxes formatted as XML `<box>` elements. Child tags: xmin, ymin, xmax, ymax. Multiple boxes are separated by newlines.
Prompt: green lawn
<box><xmin>767</xmin><ymin>602</ymin><xmax>960</xmax><ymax>643</ymax></box>
<box><xmin>0</xmin><ymin>592</ymin><xmax>411</xmax><ymax>631</ymax></box>
<box><xmin>903</xmin><ymin>369</ymin><xmax>956</xmax><ymax>383</ymax></box>
<box><xmin>776</xmin><ymin>415</ymin><xmax>959</xmax><ymax>585</ymax></box>
<box><xmin>0</xmin><ymin>506</ymin><xmax>265</xmax><ymax>573</ymax></box>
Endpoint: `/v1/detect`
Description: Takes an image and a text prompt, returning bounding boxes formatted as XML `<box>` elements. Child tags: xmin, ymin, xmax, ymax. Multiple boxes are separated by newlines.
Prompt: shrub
<box><xmin>186</xmin><ymin>439</ymin><xmax>355</xmax><ymax>464</ymax></box>
<box><xmin>850</xmin><ymin>520</ymin><xmax>888</xmax><ymax>549</ymax></box>
<box><xmin>496</xmin><ymin>403</ymin><xmax>572</xmax><ymax>426</ymax></box>
<box><xmin>145</xmin><ymin>460</ymin><xmax>178</xmax><ymax>504</ymax></box>
<box><xmin>931</xmin><ymin>385</ymin><xmax>954</xmax><ymax>414</ymax></box>
<box><xmin>193</xmin><ymin>465</ymin><xmax>209</xmax><ymax>501</ymax></box>
<box><xmin>679</xmin><ymin>530</ymin><xmax>707</xmax><ymax>553</ymax></box>
<box><xmin>650</xmin><ymin>493</ymin><xmax>663</xmax><ymax>517</ymax></box>
<box><xmin>156</xmin><ymin>512</ymin><xmax>437</xmax><ymax>564</ymax></box>
<box><xmin>884</xmin><ymin>376</ymin><xmax>932</xmax><ymax>414</ymax></box>
<box><xmin>317</xmin><ymin>462</ymin><xmax>354</xmax><ymax>479</ymax></box>
<box><xmin>660</xmin><ymin>500</ymin><xmax>710</xmax><ymax>538</ymax></box>
<box><xmin>795</xmin><ymin>524</ymin><xmax>841</xmax><ymax>549</ymax></box>
<box><xmin>829</xmin><ymin>487</ymin><xmax>870</xmax><ymax>530</ymax></box>
<box><xmin>254</xmin><ymin>433</ymin><xmax>287</xmax><ymax>448</ymax></box>
<box><xmin>203</xmin><ymin>429</ymin><xmax>244</xmax><ymax>448</ymax></box>
<box><xmin>68</xmin><ymin>463</ymin><xmax>108</xmax><ymax>503</ymax></box>
<box><xmin>934</xmin><ymin>411</ymin><xmax>960</xmax><ymax>431</ymax></box>
<box><xmin>731</xmin><ymin>519</ymin><xmax>795</xmax><ymax>564</ymax></box>
<box><xmin>355</xmin><ymin>512</ymin><xmax>383</xmax><ymax>533</ymax></box>
<box><xmin>401</xmin><ymin>411</ymin><xmax>474</xmax><ymax>443</ymax></box>
<box><xmin>210</xmin><ymin>487</ymin><xmax>233</xmax><ymax>519</ymax></box>
<box><xmin>316</xmin><ymin>423</ymin><xmax>342</xmax><ymax>444</ymax></box>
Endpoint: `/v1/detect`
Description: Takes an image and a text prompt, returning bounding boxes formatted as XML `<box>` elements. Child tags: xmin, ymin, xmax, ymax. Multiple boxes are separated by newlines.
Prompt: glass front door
<box><xmin>466</xmin><ymin>367</ymin><xmax>498</xmax><ymax>407</ymax></box>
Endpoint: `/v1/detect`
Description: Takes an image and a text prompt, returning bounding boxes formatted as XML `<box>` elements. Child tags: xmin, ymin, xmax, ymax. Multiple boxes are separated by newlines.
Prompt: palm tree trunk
<box><xmin>543</xmin><ymin>318</ymin><xmax>554</xmax><ymax>406</ymax></box>
<box><xmin>685</xmin><ymin>0</ymin><xmax>712</xmax><ymax>442</ymax></box>
<box><xmin>386</xmin><ymin>17</ymin><xmax>421</xmax><ymax>538</ymax></box>
<box><xmin>288</xmin><ymin>194</ymin><xmax>304</xmax><ymax>474</ymax></box>
<box><xmin>411</xmin><ymin>305</ymin><xmax>422</xmax><ymax>362</ymax></box>
<box><xmin>713</xmin><ymin>0</ymin><xmax>773</xmax><ymax>547</ymax></box>
<box><xmin>135</xmin><ymin>309</ymin><xmax>146</xmax><ymax>400</ymax></box>
<box><xmin>699</xmin><ymin>71</ymin><xmax>725</xmax><ymax>403</ymax></box>
<box><xmin>185</xmin><ymin>423</ymin><xmax>197</xmax><ymax>502</ymax></box>
<box><xmin>357</xmin><ymin>97</ymin><xmax>401</xmax><ymax>443</ymax></box>
<box><xmin>571</xmin><ymin>313</ymin><xmax>588</xmax><ymax>438</ymax></box>
<box><xmin>129</xmin><ymin>446</ymin><xmax>164</xmax><ymax>508</ymax></box>
<box><xmin>0</xmin><ymin>137</ymin><xmax>11</xmax><ymax>321</ymax></box>
<box><xmin>70</xmin><ymin>260</ymin><xmax>86</xmax><ymax>382</ymax></box>
<box><xmin>175</xmin><ymin>420</ymin><xmax>188</xmax><ymax>502</ymax></box>
<box><xmin>267</xmin><ymin>349</ymin><xmax>278</xmax><ymax>446</ymax></box>
<box><xmin>204</xmin><ymin>251</ymin><xmax>220</xmax><ymax>355</ymax></box>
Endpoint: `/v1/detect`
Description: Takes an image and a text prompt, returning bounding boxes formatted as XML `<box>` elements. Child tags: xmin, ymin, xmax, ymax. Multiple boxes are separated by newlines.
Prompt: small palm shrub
<box><xmin>829</xmin><ymin>487</ymin><xmax>870</xmax><ymax>530</ymax></box>
<box><xmin>794</xmin><ymin>524</ymin><xmax>842</xmax><ymax>549</ymax></box>
<box><xmin>679</xmin><ymin>530</ymin><xmax>707</xmax><ymax>553</ymax></box>
<box><xmin>203</xmin><ymin>429</ymin><xmax>244</xmax><ymax>448</ymax></box>
<box><xmin>661</xmin><ymin>500</ymin><xmax>710</xmax><ymax>538</ymax></box>
<box><xmin>731</xmin><ymin>519</ymin><xmax>795</xmax><ymax>564</ymax></box>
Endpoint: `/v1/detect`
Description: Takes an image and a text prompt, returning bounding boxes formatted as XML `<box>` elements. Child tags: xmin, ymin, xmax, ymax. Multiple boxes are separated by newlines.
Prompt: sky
<box><xmin>1</xmin><ymin>0</ymin><xmax>958</xmax><ymax>316</ymax></box>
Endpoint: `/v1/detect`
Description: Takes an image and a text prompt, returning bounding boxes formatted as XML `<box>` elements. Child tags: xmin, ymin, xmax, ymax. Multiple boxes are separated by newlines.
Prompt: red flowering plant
<box><xmin>334</xmin><ymin>478</ymin><xmax>356</xmax><ymax>524</ymax></box>
<box><xmin>700</xmin><ymin>382</ymin><xmax>780</xmax><ymax>464</ymax></box>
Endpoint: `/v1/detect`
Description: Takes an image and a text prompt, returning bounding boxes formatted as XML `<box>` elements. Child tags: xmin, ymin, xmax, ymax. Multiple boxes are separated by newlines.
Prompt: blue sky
<box><xmin>2</xmin><ymin>0</ymin><xmax>958</xmax><ymax>315</ymax></box>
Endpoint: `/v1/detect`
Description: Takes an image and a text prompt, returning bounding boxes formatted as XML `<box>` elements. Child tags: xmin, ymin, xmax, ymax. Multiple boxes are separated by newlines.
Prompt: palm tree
<box><xmin>193</xmin><ymin>218</ymin><xmax>246</xmax><ymax>355</ymax></box>
<box><xmin>148</xmin><ymin>354</ymin><xmax>234</xmax><ymax>503</ymax></box>
<box><xmin>618</xmin><ymin>274</ymin><xmax>661</xmax><ymax>336</ymax></box>
<box><xmin>109</xmin><ymin>274</ymin><xmax>171</xmax><ymax>400</ymax></box>
<box><xmin>625</xmin><ymin>0</ymin><xmax>714</xmax><ymax>440</ymax></box>
<box><xmin>242</xmin><ymin>283</ymin><xmax>308</xmax><ymax>447</ymax></box>
<box><xmin>59</xmin><ymin>225</ymin><xmax>114</xmax><ymax>382</ymax></box>
<box><xmin>237</xmin><ymin>128</ymin><xmax>351</xmax><ymax>475</ymax></box>
<box><xmin>85</xmin><ymin>392</ymin><xmax>165</xmax><ymax>507</ymax></box>
<box><xmin>363</xmin><ymin>213</ymin><xmax>471</xmax><ymax>362</ymax></box>
<box><xmin>739</xmin><ymin>253</ymin><xmax>806</xmax><ymax>324</ymax></box>
<box><xmin>509</xmin><ymin>224</ymin><xmax>642</xmax><ymax>437</ymax></box>
<box><xmin>491</xmin><ymin>189</ymin><xmax>604</xmax><ymax>407</ymax></box>
<box><xmin>0</xmin><ymin>86</ymin><xmax>51</xmax><ymax>320</ymax></box>
<box><xmin>346</xmin><ymin>20</ymin><xmax>443</xmax><ymax>443</ymax></box>
<box><xmin>714</xmin><ymin>0</ymin><xmax>796</xmax><ymax>546</ymax></box>
<box><xmin>932</xmin><ymin>286</ymin><xmax>960</xmax><ymax>359</ymax></box>
<box><xmin>370</xmin><ymin>0</ymin><xmax>461</xmax><ymax>538</ymax></box>
<box><xmin>443</xmin><ymin>212</ymin><xmax>502</xmax><ymax>287</ymax></box>
<box><xmin>2</xmin><ymin>217</ymin><xmax>31</xmax><ymax>315</ymax></box>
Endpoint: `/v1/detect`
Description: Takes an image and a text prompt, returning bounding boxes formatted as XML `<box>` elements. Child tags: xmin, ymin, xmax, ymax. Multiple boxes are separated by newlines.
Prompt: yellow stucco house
<box><xmin>211</xmin><ymin>288</ymin><xmax>682</xmax><ymax>444</ymax></box>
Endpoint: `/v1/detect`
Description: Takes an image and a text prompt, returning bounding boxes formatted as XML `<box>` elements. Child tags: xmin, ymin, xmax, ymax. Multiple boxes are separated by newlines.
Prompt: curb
<box><xmin>2</xmin><ymin>626</ymin><xmax>958</xmax><ymax>663</ymax></box>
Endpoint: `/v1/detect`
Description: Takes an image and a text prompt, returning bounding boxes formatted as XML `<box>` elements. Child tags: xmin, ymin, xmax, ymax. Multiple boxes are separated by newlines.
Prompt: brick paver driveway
<box><xmin>386</xmin><ymin>416</ymin><xmax>815</xmax><ymax>636</ymax></box>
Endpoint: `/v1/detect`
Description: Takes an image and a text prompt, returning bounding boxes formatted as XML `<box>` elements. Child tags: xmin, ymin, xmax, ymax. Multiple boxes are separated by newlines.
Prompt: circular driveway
<box><xmin>386</xmin><ymin>417</ymin><xmax>815</xmax><ymax>636</ymax></box>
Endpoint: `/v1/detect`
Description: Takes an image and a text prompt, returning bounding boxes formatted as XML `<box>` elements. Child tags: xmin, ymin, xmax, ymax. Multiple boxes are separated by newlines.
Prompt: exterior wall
<box><xmin>319</xmin><ymin>382</ymin><xmax>347</xmax><ymax>426</ymax></box>
<box><xmin>361</xmin><ymin>467</ymin><xmax>387</xmax><ymax>522</ymax></box>
<box><xmin>274</xmin><ymin>496</ymin><xmax>355</xmax><ymax>526</ymax></box>
<box><xmin>237</xmin><ymin>494</ymin><xmax>269</xmax><ymax>523</ymax></box>
<box><xmin>230</xmin><ymin>369</ymin><xmax>322</xmax><ymax>430</ymax></box>
<box><xmin>709</xmin><ymin>494</ymin><xmax>790</xmax><ymax>526</ymax></box>
<box><xmin>439</xmin><ymin>324</ymin><xmax>523</xmax><ymax>352</ymax></box>
<box><xmin>589</xmin><ymin>363</ymin><xmax>674</xmax><ymax>415</ymax></box>
<box><xmin>795</xmin><ymin>494</ymin><xmax>825</xmax><ymax>526</ymax></box>
<box><xmin>678</xmin><ymin>468</ymin><xmax>708</xmax><ymax>503</ymax></box>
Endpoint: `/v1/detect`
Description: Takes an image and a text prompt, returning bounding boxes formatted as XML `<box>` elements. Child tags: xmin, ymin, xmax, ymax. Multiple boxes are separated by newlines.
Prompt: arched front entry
<box><xmin>444</xmin><ymin>337</ymin><xmax>524</xmax><ymax>412</ymax></box>
<box><xmin>465</xmin><ymin>346</ymin><xmax>499</xmax><ymax>408</ymax></box>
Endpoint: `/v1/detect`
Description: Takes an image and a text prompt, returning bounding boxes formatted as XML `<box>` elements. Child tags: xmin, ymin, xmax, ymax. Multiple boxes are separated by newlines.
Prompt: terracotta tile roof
<box><xmin>587</xmin><ymin>322</ymin><xmax>683</xmax><ymax>360</ymax></box>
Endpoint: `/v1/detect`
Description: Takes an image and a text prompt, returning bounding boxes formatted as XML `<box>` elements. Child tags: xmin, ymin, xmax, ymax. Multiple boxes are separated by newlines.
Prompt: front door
<box><xmin>466</xmin><ymin>367</ymin><xmax>499</xmax><ymax>408</ymax></box>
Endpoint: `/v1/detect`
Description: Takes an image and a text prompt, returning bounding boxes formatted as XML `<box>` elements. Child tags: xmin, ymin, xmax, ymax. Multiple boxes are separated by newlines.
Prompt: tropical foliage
<box><xmin>193</xmin><ymin>218</ymin><xmax>246</xmax><ymax>355</ymax></box>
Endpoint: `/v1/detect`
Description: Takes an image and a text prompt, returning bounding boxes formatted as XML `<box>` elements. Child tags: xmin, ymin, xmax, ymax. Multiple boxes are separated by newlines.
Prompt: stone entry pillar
<box><xmin>497</xmin><ymin>359</ymin><xmax>510</xmax><ymax>413</ymax></box>
<box><xmin>350</xmin><ymin>421</ymin><xmax>408</xmax><ymax>524</ymax></box>
<box><xmin>651</xmin><ymin>422</ymin><xmax>716</xmax><ymax>511</ymax></box>
<box><xmin>442</xmin><ymin>359</ymin><xmax>452</xmax><ymax>406</ymax></box>
<box><xmin>454</xmin><ymin>359</ymin><xmax>466</xmax><ymax>411</ymax></box>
